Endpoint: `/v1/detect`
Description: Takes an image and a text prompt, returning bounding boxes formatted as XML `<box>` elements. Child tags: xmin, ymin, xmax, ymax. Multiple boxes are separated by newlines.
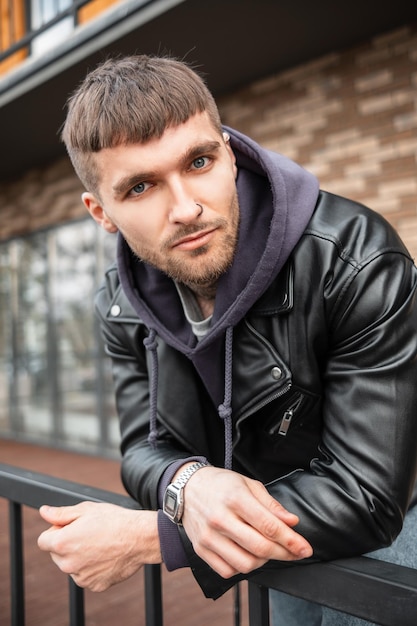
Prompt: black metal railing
<box><xmin>1</xmin><ymin>462</ymin><xmax>417</xmax><ymax>626</ymax></box>
<box><xmin>0</xmin><ymin>462</ymin><xmax>162</xmax><ymax>626</ymax></box>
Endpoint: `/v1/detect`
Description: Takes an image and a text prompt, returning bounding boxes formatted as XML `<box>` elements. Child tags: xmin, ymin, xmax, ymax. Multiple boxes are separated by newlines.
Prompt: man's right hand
<box><xmin>180</xmin><ymin>466</ymin><xmax>313</xmax><ymax>579</ymax></box>
<box><xmin>37</xmin><ymin>502</ymin><xmax>161</xmax><ymax>591</ymax></box>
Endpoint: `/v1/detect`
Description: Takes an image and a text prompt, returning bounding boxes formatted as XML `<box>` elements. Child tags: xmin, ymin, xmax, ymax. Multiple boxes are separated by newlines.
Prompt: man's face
<box><xmin>83</xmin><ymin>112</ymin><xmax>239</xmax><ymax>292</ymax></box>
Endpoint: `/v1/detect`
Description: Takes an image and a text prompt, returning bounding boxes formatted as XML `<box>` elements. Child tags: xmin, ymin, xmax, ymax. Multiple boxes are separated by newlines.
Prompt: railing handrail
<box><xmin>0</xmin><ymin>462</ymin><xmax>162</xmax><ymax>626</ymax></box>
<box><xmin>0</xmin><ymin>461</ymin><xmax>139</xmax><ymax>509</ymax></box>
<box><xmin>250</xmin><ymin>555</ymin><xmax>417</xmax><ymax>626</ymax></box>
<box><xmin>1</xmin><ymin>461</ymin><xmax>417</xmax><ymax>626</ymax></box>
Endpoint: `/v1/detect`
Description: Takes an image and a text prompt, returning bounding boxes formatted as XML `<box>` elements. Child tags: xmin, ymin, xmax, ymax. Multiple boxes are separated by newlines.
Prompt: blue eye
<box><xmin>132</xmin><ymin>182</ymin><xmax>146</xmax><ymax>194</ymax></box>
<box><xmin>130</xmin><ymin>181</ymin><xmax>153</xmax><ymax>196</ymax></box>
<box><xmin>192</xmin><ymin>156</ymin><xmax>208</xmax><ymax>169</ymax></box>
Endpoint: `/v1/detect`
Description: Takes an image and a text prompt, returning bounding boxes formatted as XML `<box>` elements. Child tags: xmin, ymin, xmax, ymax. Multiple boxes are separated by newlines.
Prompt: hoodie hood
<box><xmin>117</xmin><ymin>126</ymin><xmax>319</xmax><ymax>468</ymax></box>
<box><xmin>117</xmin><ymin>126</ymin><xmax>319</xmax><ymax>352</ymax></box>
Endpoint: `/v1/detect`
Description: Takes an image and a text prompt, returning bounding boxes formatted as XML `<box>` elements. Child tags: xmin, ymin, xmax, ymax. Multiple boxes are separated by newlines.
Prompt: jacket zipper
<box><xmin>269</xmin><ymin>394</ymin><xmax>302</xmax><ymax>437</ymax></box>
<box><xmin>237</xmin><ymin>382</ymin><xmax>292</xmax><ymax>424</ymax></box>
<box><xmin>278</xmin><ymin>408</ymin><xmax>294</xmax><ymax>436</ymax></box>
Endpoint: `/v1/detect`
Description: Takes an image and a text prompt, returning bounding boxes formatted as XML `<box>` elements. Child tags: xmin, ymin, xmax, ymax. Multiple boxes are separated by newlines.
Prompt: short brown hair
<box><xmin>62</xmin><ymin>54</ymin><xmax>223</xmax><ymax>194</ymax></box>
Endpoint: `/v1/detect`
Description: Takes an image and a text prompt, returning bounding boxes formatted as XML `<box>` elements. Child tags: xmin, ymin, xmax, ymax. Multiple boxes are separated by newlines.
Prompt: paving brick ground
<box><xmin>0</xmin><ymin>439</ymin><xmax>249</xmax><ymax>626</ymax></box>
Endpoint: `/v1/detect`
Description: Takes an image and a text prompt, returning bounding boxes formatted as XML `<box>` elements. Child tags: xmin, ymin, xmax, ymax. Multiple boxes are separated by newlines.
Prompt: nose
<box><xmin>167</xmin><ymin>179</ymin><xmax>202</xmax><ymax>224</ymax></box>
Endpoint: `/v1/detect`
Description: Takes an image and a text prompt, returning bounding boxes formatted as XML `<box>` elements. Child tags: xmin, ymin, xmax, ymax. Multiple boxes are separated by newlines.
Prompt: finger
<box><xmin>70</xmin><ymin>573</ymin><xmax>108</xmax><ymax>593</ymax></box>
<box><xmin>244</xmin><ymin>512</ymin><xmax>312</xmax><ymax>558</ymax></box>
<box><xmin>268</xmin><ymin>499</ymin><xmax>300</xmax><ymax>526</ymax></box>
<box><xmin>195</xmin><ymin>527</ymin><xmax>303</xmax><ymax>579</ymax></box>
<box><xmin>37</xmin><ymin>526</ymin><xmax>62</xmax><ymax>552</ymax></box>
<box><xmin>246</xmin><ymin>505</ymin><xmax>309</xmax><ymax>552</ymax></box>
<box><xmin>39</xmin><ymin>504</ymin><xmax>83</xmax><ymax>526</ymax></box>
<box><xmin>196</xmin><ymin>505</ymin><xmax>311</xmax><ymax>565</ymax></box>
<box><xmin>194</xmin><ymin>534</ymin><xmax>266</xmax><ymax>579</ymax></box>
<box><xmin>246</xmin><ymin>481</ymin><xmax>300</xmax><ymax>525</ymax></box>
<box><xmin>224</xmin><ymin>488</ymin><xmax>312</xmax><ymax>557</ymax></box>
<box><xmin>229</xmin><ymin>515</ymin><xmax>312</xmax><ymax>561</ymax></box>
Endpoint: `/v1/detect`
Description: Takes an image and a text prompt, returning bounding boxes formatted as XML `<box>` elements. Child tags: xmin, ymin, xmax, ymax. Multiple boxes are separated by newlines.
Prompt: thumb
<box><xmin>39</xmin><ymin>504</ymin><xmax>80</xmax><ymax>526</ymax></box>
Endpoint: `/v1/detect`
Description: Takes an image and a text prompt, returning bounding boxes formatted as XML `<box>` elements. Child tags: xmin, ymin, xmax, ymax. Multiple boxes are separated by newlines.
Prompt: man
<box><xmin>38</xmin><ymin>55</ymin><xmax>417</xmax><ymax>625</ymax></box>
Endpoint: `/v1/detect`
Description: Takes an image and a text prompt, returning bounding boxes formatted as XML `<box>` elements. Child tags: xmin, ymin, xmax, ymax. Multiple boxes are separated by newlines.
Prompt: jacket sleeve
<box><xmin>94</xmin><ymin>269</ymin><xmax>194</xmax><ymax>510</ymax></box>
<box><xmin>183</xmin><ymin>249</ymin><xmax>417</xmax><ymax>598</ymax></box>
<box><xmin>269</xmin><ymin>250</ymin><xmax>417</xmax><ymax>560</ymax></box>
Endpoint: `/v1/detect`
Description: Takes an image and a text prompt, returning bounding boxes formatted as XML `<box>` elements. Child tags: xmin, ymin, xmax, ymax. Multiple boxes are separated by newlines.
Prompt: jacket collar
<box><xmin>105</xmin><ymin>260</ymin><xmax>293</xmax><ymax>326</ymax></box>
<box><xmin>104</xmin><ymin>282</ymin><xmax>140</xmax><ymax>324</ymax></box>
<box><xmin>250</xmin><ymin>260</ymin><xmax>294</xmax><ymax>315</ymax></box>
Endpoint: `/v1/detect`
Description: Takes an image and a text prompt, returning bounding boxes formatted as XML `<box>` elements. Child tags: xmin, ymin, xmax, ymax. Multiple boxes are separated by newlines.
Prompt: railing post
<box><xmin>9</xmin><ymin>501</ymin><xmax>25</xmax><ymax>626</ymax></box>
<box><xmin>248</xmin><ymin>581</ymin><xmax>270</xmax><ymax>626</ymax></box>
<box><xmin>69</xmin><ymin>578</ymin><xmax>85</xmax><ymax>626</ymax></box>
<box><xmin>144</xmin><ymin>564</ymin><xmax>163</xmax><ymax>626</ymax></box>
<box><xmin>233</xmin><ymin>583</ymin><xmax>241</xmax><ymax>626</ymax></box>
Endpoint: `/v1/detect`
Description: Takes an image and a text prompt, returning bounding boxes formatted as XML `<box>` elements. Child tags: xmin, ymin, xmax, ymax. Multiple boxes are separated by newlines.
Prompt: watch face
<box><xmin>164</xmin><ymin>490</ymin><xmax>177</xmax><ymax>515</ymax></box>
<box><xmin>163</xmin><ymin>485</ymin><xmax>183</xmax><ymax>523</ymax></box>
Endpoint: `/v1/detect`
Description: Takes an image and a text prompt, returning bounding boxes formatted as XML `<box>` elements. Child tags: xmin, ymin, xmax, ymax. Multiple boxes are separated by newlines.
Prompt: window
<box><xmin>0</xmin><ymin>0</ymin><xmax>123</xmax><ymax>74</ymax></box>
<box><xmin>30</xmin><ymin>0</ymin><xmax>74</xmax><ymax>56</ymax></box>
<box><xmin>0</xmin><ymin>219</ymin><xmax>119</xmax><ymax>455</ymax></box>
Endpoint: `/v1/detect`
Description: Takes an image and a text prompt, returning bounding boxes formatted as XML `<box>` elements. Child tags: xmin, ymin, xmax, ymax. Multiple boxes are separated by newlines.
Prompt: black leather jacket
<box><xmin>95</xmin><ymin>191</ymin><xmax>417</xmax><ymax>597</ymax></box>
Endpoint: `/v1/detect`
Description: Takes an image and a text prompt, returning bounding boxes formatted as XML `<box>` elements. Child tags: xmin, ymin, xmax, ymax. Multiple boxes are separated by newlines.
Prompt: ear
<box><xmin>223</xmin><ymin>132</ymin><xmax>238</xmax><ymax>179</ymax></box>
<box><xmin>82</xmin><ymin>192</ymin><xmax>118</xmax><ymax>233</ymax></box>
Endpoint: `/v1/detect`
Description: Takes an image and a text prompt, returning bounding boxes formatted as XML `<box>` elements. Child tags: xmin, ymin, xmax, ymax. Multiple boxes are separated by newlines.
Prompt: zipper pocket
<box><xmin>278</xmin><ymin>408</ymin><xmax>294</xmax><ymax>436</ymax></box>
<box><xmin>268</xmin><ymin>394</ymin><xmax>303</xmax><ymax>437</ymax></box>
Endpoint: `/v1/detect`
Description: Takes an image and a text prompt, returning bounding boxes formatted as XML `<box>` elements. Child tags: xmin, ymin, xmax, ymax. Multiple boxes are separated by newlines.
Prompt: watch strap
<box><xmin>163</xmin><ymin>461</ymin><xmax>208</xmax><ymax>524</ymax></box>
<box><xmin>173</xmin><ymin>462</ymin><xmax>208</xmax><ymax>488</ymax></box>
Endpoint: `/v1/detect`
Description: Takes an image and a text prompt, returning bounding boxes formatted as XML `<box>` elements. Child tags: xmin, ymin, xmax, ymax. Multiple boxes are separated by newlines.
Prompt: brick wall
<box><xmin>0</xmin><ymin>157</ymin><xmax>86</xmax><ymax>240</ymax></box>
<box><xmin>1</xmin><ymin>22</ymin><xmax>416</xmax><ymax>257</ymax></box>
<box><xmin>218</xmin><ymin>24</ymin><xmax>417</xmax><ymax>259</ymax></box>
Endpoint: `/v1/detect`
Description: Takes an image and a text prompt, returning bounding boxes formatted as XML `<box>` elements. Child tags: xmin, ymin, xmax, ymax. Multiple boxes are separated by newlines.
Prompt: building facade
<box><xmin>1</xmin><ymin>1</ymin><xmax>416</xmax><ymax>455</ymax></box>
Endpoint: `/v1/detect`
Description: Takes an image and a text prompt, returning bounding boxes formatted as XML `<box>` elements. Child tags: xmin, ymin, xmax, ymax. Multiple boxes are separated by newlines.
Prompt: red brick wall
<box><xmin>1</xmin><ymin>23</ymin><xmax>416</xmax><ymax>258</ymax></box>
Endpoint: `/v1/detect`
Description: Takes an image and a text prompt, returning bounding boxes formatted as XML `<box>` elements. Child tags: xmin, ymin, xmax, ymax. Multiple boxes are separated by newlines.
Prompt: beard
<box><xmin>125</xmin><ymin>194</ymin><xmax>240</xmax><ymax>293</ymax></box>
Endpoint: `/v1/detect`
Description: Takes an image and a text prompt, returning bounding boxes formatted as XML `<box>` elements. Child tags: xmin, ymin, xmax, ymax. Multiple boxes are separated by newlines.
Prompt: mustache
<box><xmin>162</xmin><ymin>219</ymin><xmax>227</xmax><ymax>249</ymax></box>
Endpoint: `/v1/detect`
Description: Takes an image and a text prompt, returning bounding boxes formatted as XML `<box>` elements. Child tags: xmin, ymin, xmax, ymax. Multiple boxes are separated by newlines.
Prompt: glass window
<box><xmin>0</xmin><ymin>219</ymin><xmax>119</xmax><ymax>454</ymax></box>
<box><xmin>0</xmin><ymin>246</ymin><xmax>12</xmax><ymax>431</ymax></box>
<box><xmin>53</xmin><ymin>222</ymin><xmax>102</xmax><ymax>447</ymax></box>
<box><xmin>31</xmin><ymin>0</ymin><xmax>74</xmax><ymax>56</ymax></box>
<box><xmin>14</xmin><ymin>234</ymin><xmax>51</xmax><ymax>439</ymax></box>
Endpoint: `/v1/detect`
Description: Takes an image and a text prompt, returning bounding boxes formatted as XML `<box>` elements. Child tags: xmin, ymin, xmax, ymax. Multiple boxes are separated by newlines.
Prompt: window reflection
<box><xmin>0</xmin><ymin>219</ymin><xmax>118</xmax><ymax>455</ymax></box>
<box><xmin>31</xmin><ymin>0</ymin><xmax>74</xmax><ymax>57</ymax></box>
<box><xmin>0</xmin><ymin>247</ymin><xmax>12</xmax><ymax>430</ymax></box>
<box><xmin>14</xmin><ymin>235</ymin><xmax>50</xmax><ymax>437</ymax></box>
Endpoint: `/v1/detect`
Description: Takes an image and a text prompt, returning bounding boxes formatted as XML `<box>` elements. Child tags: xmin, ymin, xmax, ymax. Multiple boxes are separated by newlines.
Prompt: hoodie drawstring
<box><xmin>143</xmin><ymin>328</ymin><xmax>159</xmax><ymax>448</ymax></box>
<box><xmin>144</xmin><ymin>325</ymin><xmax>234</xmax><ymax>470</ymax></box>
<box><xmin>217</xmin><ymin>326</ymin><xmax>234</xmax><ymax>470</ymax></box>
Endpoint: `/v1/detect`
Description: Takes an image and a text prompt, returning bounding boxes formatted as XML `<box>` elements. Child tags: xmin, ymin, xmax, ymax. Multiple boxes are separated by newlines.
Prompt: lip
<box><xmin>172</xmin><ymin>228</ymin><xmax>217</xmax><ymax>251</ymax></box>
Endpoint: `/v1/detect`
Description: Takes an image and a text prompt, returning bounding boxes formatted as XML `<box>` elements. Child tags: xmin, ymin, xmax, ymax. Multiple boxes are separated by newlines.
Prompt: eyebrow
<box><xmin>112</xmin><ymin>140</ymin><xmax>222</xmax><ymax>198</ymax></box>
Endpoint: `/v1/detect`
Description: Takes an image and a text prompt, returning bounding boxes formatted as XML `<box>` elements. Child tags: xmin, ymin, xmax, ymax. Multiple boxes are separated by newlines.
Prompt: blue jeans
<box><xmin>269</xmin><ymin>504</ymin><xmax>417</xmax><ymax>625</ymax></box>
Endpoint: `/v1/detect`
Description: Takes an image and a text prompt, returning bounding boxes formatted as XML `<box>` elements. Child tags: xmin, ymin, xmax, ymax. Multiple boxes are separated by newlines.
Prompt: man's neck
<box><xmin>183</xmin><ymin>281</ymin><xmax>217</xmax><ymax>319</ymax></box>
<box><xmin>195</xmin><ymin>295</ymin><xmax>215</xmax><ymax>319</ymax></box>
<box><xmin>175</xmin><ymin>280</ymin><xmax>215</xmax><ymax>325</ymax></box>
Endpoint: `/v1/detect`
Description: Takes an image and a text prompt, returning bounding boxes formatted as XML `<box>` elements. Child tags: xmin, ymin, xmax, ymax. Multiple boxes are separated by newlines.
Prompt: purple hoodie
<box><xmin>116</xmin><ymin>127</ymin><xmax>320</xmax><ymax>570</ymax></box>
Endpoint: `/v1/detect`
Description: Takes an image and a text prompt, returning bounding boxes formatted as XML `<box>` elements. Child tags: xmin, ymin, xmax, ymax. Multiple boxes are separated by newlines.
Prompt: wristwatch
<box><xmin>163</xmin><ymin>462</ymin><xmax>208</xmax><ymax>524</ymax></box>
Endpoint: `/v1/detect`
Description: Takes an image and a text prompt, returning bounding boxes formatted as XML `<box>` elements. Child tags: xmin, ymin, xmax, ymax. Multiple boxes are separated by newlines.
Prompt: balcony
<box><xmin>1</xmin><ymin>0</ymin><xmax>417</xmax><ymax>182</ymax></box>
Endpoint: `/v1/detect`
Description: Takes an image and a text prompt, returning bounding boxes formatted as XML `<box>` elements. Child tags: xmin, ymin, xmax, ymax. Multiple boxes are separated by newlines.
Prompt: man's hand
<box><xmin>37</xmin><ymin>502</ymin><xmax>161</xmax><ymax>592</ymax></box>
<box><xmin>181</xmin><ymin>466</ymin><xmax>313</xmax><ymax>579</ymax></box>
